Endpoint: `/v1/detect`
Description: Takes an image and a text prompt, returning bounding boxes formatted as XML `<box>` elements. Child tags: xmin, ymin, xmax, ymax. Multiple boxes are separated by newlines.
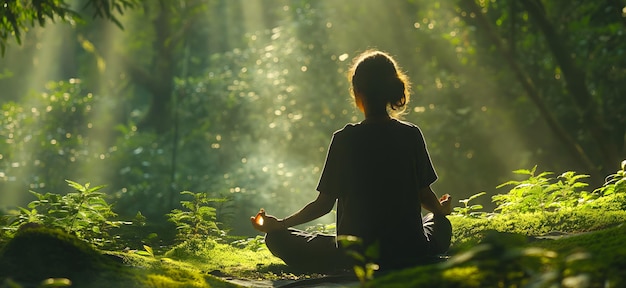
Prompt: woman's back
<box><xmin>317</xmin><ymin>119</ymin><xmax>438</xmax><ymax>268</ymax></box>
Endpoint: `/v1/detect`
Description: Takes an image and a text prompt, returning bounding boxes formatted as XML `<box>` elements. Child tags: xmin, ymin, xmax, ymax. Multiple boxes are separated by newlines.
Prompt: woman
<box><xmin>250</xmin><ymin>50</ymin><xmax>452</xmax><ymax>273</ymax></box>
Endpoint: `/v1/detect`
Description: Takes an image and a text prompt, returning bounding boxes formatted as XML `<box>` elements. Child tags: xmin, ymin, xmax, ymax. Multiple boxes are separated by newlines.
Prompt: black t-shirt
<box><xmin>316</xmin><ymin>119</ymin><xmax>437</xmax><ymax>267</ymax></box>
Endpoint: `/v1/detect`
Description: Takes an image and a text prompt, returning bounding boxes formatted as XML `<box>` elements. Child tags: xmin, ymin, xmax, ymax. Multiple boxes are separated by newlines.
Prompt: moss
<box><xmin>583</xmin><ymin>192</ymin><xmax>626</xmax><ymax>211</ymax></box>
<box><xmin>0</xmin><ymin>227</ymin><xmax>137</xmax><ymax>287</ymax></box>
<box><xmin>371</xmin><ymin>224</ymin><xmax>626</xmax><ymax>287</ymax></box>
<box><xmin>105</xmin><ymin>250</ymin><xmax>239</xmax><ymax>287</ymax></box>
<box><xmin>164</xmin><ymin>237</ymin><xmax>218</xmax><ymax>261</ymax></box>
<box><xmin>162</xmin><ymin>237</ymin><xmax>283</xmax><ymax>278</ymax></box>
<box><xmin>533</xmin><ymin>224</ymin><xmax>626</xmax><ymax>286</ymax></box>
<box><xmin>450</xmin><ymin>210</ymin><xmax>626</xmax><ymax>253</ymax></box>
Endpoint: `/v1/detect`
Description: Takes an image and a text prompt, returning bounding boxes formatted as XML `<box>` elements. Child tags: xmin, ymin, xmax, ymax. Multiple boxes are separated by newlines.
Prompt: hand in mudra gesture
<box><xmin>439</xmin><ymin>194</ymin><xmax>452</xmax><ymax>215</ymax></box>
<box><xmin>250</xmin><ymin>209</ymin><xmax>284</xmax><ymax>233</ymax></box>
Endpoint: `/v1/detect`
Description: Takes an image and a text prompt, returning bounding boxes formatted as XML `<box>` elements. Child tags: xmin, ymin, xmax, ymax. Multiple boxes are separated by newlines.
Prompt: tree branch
<box><xmin>459</xmin><ymin>0</ymin><xmax>600</xmax><ymax>174</ymax></box>
<box><xmin>520</xmin><ymin>0</ymin><xmax>620</xmax><ymax>170</ymax></box>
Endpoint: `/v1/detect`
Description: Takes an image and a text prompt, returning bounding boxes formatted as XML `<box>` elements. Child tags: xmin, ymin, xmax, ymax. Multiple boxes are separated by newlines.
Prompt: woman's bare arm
<box><xmin>281</xmin><ymin>192</ymin><xmax>336</xmax><ymax>227</ymax></box>
<box><xmin>419</xmin><ymin>186</ymin><xmax>452</xmax><ymax>216</ymax></box>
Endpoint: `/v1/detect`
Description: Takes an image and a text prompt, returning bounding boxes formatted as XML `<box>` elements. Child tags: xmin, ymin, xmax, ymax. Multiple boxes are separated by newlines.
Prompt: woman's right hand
<box><xmin>439</xmin><ymin>194</ymin><xmax>452</xmax><ymax>215</ymax></box>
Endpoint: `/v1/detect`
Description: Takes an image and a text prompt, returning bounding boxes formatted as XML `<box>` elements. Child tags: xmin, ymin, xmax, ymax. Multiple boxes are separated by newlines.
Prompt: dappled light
<box><xmin>1</xmin><ymin>0</ymin><xmax>626</xmax><ymax>287</ymax></box>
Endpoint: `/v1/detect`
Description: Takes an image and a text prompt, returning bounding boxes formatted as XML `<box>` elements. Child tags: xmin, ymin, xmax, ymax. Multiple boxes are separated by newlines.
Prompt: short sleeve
<box><xmin>316</xmin><ymin>133</ymin><xmax>344</xmax><ymax>198</ymax></box>
<box><xmin>414</xmin><ymin>127</ymin><xmax>438</xmax><ymax>188</ymax></box>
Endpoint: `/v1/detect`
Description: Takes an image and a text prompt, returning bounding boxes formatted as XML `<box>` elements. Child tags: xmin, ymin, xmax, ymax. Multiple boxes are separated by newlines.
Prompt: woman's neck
<box><xmin>363</xmin><ymin>111</ymin><xmax>391</xmax><ymax>124</ymax></box>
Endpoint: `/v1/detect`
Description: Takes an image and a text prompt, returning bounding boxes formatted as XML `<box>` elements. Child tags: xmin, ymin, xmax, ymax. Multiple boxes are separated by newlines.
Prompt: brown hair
<box><xmin>348</xmin><ymin>50</ymin><xmax>411</xmax><ymax>118</ymax></box>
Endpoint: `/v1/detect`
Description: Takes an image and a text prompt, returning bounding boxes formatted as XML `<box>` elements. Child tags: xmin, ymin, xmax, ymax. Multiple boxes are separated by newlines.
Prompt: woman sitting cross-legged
<box><xmin>250</xmin><ymin>50</ymin><xmax>453</xmax><ymax>274</ymax></box>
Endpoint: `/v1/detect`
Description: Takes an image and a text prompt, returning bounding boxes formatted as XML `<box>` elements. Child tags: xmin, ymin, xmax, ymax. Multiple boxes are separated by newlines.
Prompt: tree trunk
<box><xmin>520</xmin><ymin>0</ymin><xmax>621</xmax><ymax>174</ymax></box>
<box><xmin>458</xmin><ymin>0</ymin><xmax>601</xmax><ymax>177</ymax></box>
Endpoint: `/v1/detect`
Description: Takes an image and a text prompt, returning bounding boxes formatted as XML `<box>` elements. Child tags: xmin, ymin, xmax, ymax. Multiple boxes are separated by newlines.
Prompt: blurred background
<box><xmin>1</xmin><ymin>0</ymin><xmax>625</xmax><ymax>236</ymax></box>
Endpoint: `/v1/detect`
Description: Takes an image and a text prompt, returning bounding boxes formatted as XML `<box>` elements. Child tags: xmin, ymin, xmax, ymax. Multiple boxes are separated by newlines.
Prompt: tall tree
<box><xmin>457</xmin><ymin>0</ymin><xmax>625</xmax><ymax>180</ymax></box>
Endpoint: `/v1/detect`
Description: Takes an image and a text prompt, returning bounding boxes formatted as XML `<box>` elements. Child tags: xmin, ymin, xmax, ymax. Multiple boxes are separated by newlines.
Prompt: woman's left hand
<box><xmin>250</xmin><ymin>209</ymin><xmax>284</xmax><ymax>233</ymax></box>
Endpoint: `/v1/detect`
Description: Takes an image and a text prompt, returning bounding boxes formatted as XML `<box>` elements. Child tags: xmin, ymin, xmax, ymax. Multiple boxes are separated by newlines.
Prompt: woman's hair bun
<box><xmin>348</xmin><ymin>50</ymin><xmax>411</xmax><ymax>116</ymax></box>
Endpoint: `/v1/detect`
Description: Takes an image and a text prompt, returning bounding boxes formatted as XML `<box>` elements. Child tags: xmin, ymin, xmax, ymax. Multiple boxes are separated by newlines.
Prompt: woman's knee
<box><xmin>430</xmin><ymin>215</ymin><xmax>452</xmax><ymax>254</ymax></box>
<box><xmin>264</xmin><ymin>229</ymin><xmax>292</xmax><ymax>257</ymax></box>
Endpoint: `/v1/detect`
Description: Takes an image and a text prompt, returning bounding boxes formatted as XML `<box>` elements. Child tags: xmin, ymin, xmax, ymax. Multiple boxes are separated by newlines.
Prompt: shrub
<box><xmin>166</xmin><ymin>191</ymin><xmax>227</xmax><ymax>242</ymax></box>
<box><xmin>6</xmin><ymin>180</ymin><xmax>128</xmax><ymax>247</ymax></box>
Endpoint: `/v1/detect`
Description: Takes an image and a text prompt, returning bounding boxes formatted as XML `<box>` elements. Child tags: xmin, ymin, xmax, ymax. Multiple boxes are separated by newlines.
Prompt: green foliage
<box><xmin>337</xmin><ymin>235</ymin><xmax>379</xmax><ymax>285</ymax></box>
<box><xmin>594</xmin><ymin>160</ymin><xmax>626</xmax><ymax>196</ymax></box>
<box><xmin>7</xmin><ymin>180</ymin><xmax>127</xmax><ymax>247</ymax></box>
<box><xmin>0</xmin><ymin>212</ymin><xmax>9</xmax><ymax>248</ymax></box>
<box><xmin>452</xmin><ymin>192</ymin><xmax>487</xmax><ymax>218</ymax></box>
<box><xmin>163</xmin><ymin>237</ymin><xmax>217</xmax><ymax>261</ymax></box>
<box><xmin>0</xmin><ymin>80</ymin><xmax>109</xmax><ymax>197</ymax></box>
<box><xmin>167</xmin><ymin>191</ymin><xmax>226</xmax><ymax>241</ymax></box>
<box><xmin>443</xmin><ymin>231</ymin><xmax>559</xmax><ymax>288</ymax></box>
<box><xmin>371</xmin><ymin>225</ymin><xmax>626</xmax><ymax>287</ymax></box>
<box><xmin>230</xmin><ymin>235</ymin><xmax>266</xmax><ymax>252</ymax></box>
<box><xmin>582</xmin><ymin>160</ymin><xmax>626</xmax><ymax>211</ymax></box>
<box><xmin>134</xmin><ymin>244</ymin><xmax>155</xmax><ymax>258</ymax></box>
<box><xmin>0</xmin><ymin>0</ymin><xmax>138</xmax><ymax>55</ymax></box>
<box><xmin>0</xmin><ymin>0</ymin><xmax>75</xmax><ymax>54</ymax></box>
<box><xmin>534</xmin><ymin>224</ymin><xmax>626</xmax><ymax>286</ymax></box>
<box><xmin>303</xmin><ymin>222</ymin><xmax>336</xmax><ymax>234</ymax></box>
<box><xmin>492</xmin><ymin>166</ymin><xmax>592</xmax><ymax>214</ymax></box>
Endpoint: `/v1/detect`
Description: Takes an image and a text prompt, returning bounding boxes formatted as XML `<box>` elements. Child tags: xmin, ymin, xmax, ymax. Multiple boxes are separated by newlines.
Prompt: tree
<box><xmin>0</xmin><ymin>0</ymin><xmax>137</xmax><ymax>55</ymax></box>
<box><xmin>455</xmin><ymin>0</ymin><xmax>625</xmax><ymax>182</ymax></box>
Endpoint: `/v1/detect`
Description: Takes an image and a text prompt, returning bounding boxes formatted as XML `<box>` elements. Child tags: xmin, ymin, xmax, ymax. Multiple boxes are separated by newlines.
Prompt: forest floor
<box><xmin>213</xmin><ymin>225</ymin><xmax>626</xmax><ymax>288</ymax></box>
<box><xmin>2</xmin><ymin>212</ymin><xmax>626</xmax><ymax>287</ymax></box>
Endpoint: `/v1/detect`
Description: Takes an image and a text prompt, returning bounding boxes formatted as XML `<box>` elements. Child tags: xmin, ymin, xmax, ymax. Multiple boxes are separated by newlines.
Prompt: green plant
<box><xmin>452</xmin><ymin>192</ymin><xmax>487</xmax><ymax>218</ymax></box>
<box><xmin>337</xmin><ymin>235</ymin><xmax>379</xmax><ymax>286</ymax></box>
<box><xmin>304</xmin><ymin>222</ymin><xmax>336</xmax><ymax>234</ymax></box>
<box><xmin>231</xmin><ymin>235</ymin><xmax>266</xmax><ymax>252</ymax></box>
<box><xmin>167</xmin><ymin>191</ymin><xmax>226</xmax><ymax>241</ymax></box>
<box><xmin>594</xmin><ymin>160</ymin><xmax>626</xmax><ymax>196</ymax></box>
<box><xmin>134</xmin><ymin>245</ymin><xmax>155</xmax><ymax>258</ymax></box>
<box><xmin>446</xmin><ymin>230</ymin><xmax>603</xmax><ymax>288</ymax></box>
<box><xmin>492</xmin><ymin>166</ymin><xmax>591</xmax><ymax>214</ymax></box>
<box><xmin>8</xmin><ymin>180</ymin><xmax>128</xmax><ymax>246</ymax></box>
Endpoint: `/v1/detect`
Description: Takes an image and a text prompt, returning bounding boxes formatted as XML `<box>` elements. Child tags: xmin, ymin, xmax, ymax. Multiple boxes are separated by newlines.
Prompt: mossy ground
<box><xmin>369</xmin><ymin>210</ymin><xmax>626</xmax><ymax>287</ymax></box>
<box><xmin>1</xmin><ymin>210</ymin><xmax>626</xmax><ymax>287</ymax></box>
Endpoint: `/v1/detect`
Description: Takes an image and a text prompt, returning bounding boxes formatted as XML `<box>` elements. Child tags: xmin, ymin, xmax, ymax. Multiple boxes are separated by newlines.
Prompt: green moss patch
<box><xmin>0</xmin><ymin>227</ymin><xmax>136</xmax><ymax>287</ymax></box>
<box><xmin>163</xmin><ymin>237</ymin><xmax>288</xmax><ymax>279</ymax></box>
<box><xmin>370</xmin><ymin>214</ymin><xmax>626</xmax><ymax>287</ymax></box>
<box><xmin>0</xmin><ymin>228</ymin><xmax>239</xmax><ymax>287</ymax></box>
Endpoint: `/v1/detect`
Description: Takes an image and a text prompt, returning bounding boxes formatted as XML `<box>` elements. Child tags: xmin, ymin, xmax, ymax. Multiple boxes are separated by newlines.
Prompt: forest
<box><xmin>1</xmin><ymin>0</ymin><xmax>625</xmax><ymax>287</ymax></box>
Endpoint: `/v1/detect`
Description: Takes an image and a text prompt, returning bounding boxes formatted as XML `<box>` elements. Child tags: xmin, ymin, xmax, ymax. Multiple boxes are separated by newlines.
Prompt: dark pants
<box><xmin>264</xmin><ymin>213</ymin><xmax>452</xmax><ymax>273</ymax></box>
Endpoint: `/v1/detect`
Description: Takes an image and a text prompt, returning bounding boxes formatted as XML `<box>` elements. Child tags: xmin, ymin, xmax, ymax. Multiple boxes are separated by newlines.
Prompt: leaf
<box><xmin>496</xmin><ymin>180</ymin><xmax>521</xmax><ymax>189</ymax></box>
<box><xmin>87</xmin><ymin>185</ymin><xmax>106</xmax><ymax>194</ymax></box>
<box><xmin>135</xmin><ymin>250</ymin><xmax>152</xmax><ymax>257</ymax></box>
<box><xmin>40</xmin><ymin>278</ymin><xmax>72</xmax><ymax>287</ymax></box>
<box><xmin>364</xmin><ymin>241</ymin><xmax>379</xmax><ymax>259</ymax></box>
<box><xmin>512</xmin><ymin>168</ymin><xmax>533</xmax><ymax>175</ymax></box>
<box><xmin>337</xmin><ymin>235</ymin><xmax>362</xmax><ymax>246</ymax></box>
<box><xmin>468</xmin><ymin>191</ymin><xmax>486</xmax><ymax>201</ymax></box>
<box><xmin>65</xmin><ymin>180</ymin><xmax>84</xmax><ymax>191</ymax></box>
<box><xmin>143</xmin><ymin>245</ymin><xmax>154</xmax><ymax>257</ymax></box>
<box><xmin>353</xmin><ymin>265</ymin><xmax>366</xmax><ymax>281</ymax></box>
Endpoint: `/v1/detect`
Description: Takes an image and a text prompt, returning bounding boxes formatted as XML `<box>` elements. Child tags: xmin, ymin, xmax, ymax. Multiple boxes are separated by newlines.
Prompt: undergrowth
<box><xmin>1</xmin><ymin>161</ymin><xmax>625</xmax><ymax>287</ymax></box>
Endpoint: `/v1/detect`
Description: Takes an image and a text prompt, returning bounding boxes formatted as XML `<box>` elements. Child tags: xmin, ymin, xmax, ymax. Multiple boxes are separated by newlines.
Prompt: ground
<box><xmin>1</xmin><ymin>210</ymin><xmax>626</xmax><ymax>287</ymax></box>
